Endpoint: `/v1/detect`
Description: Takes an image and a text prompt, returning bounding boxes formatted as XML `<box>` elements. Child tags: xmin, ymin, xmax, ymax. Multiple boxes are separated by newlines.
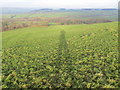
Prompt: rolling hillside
<box><xmin>2</xmin><ymin>22</ymin><xmax>118</xmax><ymax>88</ymax></box>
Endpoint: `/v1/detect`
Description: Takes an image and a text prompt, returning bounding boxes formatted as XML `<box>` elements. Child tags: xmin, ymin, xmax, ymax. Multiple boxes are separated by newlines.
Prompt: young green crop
<box><xmin>2</xmin><ymin>22</ymin><xmax>118</xmax><ymax>88</ymax></box>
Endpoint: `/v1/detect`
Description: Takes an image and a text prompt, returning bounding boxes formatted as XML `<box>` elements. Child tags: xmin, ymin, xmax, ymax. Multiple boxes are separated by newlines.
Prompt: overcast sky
<box><xmin>0</xmin><ymin>0</ymin><xmax>119</xmax><ymax>8</ymax></box>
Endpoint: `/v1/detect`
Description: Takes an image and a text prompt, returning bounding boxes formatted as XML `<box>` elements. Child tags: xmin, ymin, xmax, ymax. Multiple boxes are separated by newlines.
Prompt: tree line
<box><xmin>2</xmin><ymin>17</ymin><xmax>112</xmax><ymax>31</ymax></box>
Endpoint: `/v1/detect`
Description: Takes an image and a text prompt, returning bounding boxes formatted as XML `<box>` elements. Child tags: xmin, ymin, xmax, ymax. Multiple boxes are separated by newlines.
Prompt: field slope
<box><xmin>2</xmin><ymin>22</ymin><xmax>118</xmax><ymax>88</ymax></box>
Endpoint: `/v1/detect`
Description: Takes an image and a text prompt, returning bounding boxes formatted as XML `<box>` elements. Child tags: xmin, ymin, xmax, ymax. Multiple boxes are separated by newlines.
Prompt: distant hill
<box><xmin>1</xmin><ymin>7</ymin><xmax>117</xmax><ymax>14</ymax></box>
<box><xmin>30</xmin><ymin>8</ymin><xmax>117</xmax><ymax>13</ymax></box>
<box><xmin>1</xmin><ymin>7</ymin><xmax>34</xmax><ymax>14</ymax></box>
<box><xmin>30</xmin><ymin>8</ymin><xmax>53</xmax><ymax>13</ymax></box>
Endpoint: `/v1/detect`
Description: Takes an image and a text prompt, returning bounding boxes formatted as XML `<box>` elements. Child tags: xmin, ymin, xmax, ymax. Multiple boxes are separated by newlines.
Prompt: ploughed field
<box><xmin>2</xmin><ymin>22</ymin><xmax>118</xmax><ymax>88</ymax></box>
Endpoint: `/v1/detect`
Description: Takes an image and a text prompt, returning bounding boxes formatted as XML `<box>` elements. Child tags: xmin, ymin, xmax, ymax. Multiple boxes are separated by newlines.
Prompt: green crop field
<box><xmin>2</xmin><ymin>22</ymin><xmax>118</xmax><ymax>88</ymax></box>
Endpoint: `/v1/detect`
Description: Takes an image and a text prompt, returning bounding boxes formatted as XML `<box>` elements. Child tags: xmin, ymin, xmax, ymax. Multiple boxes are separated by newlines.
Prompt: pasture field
<box><xmin>2</xmin><ymin>10</ymin><xmax>117</xmax><ymax>21</ymax></box>
<box><xmin>2</xmin><ymin>22</ymin><xmax>119</xmax><ymax>88</ymax></box>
